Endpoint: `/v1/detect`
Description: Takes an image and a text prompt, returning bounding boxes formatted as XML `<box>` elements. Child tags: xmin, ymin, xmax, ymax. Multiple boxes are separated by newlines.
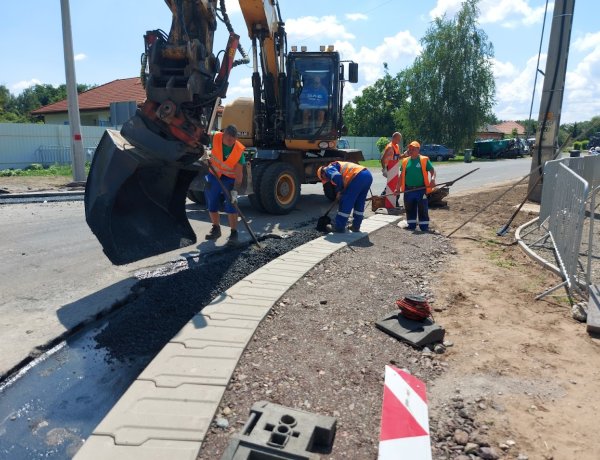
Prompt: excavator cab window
<box><xmin>287</xmin><ymin>53</ymin><xmax>340</xmax><ymax>140</ymax></box>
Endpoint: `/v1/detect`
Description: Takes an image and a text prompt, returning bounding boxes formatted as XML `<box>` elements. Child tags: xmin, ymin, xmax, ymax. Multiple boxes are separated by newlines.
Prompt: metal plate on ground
<box><xmin>376</xmin><ymin>311</ymin><xmax>445</xmax><ymax>347</ymax></box>
<box><xmin>221</xmin><ymin>401</ymin><xmax>336</xmax><ymax>460</ymax></box>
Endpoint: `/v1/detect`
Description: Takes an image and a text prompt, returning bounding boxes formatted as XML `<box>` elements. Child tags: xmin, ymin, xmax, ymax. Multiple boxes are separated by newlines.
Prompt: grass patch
<box><xmin>359</xmin><ymin>160</ymin><xmax>381</xmax><ymax>168</ymax></box>
<box><xmin>489</xmin><ymin>249</ymin><xmax>517</xmax><ymax>268</ymax></box>
<box><xmin>0</xmin><ymin>163</ymin><xmax>91</xmax><ymax>177</ymax></box>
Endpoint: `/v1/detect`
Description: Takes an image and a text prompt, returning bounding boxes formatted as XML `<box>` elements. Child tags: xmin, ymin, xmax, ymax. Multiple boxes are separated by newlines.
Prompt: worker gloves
<box><xmin>200</xmin><ymin>150</ymin><xmax>212</xmax><ymax>163</ymax></box>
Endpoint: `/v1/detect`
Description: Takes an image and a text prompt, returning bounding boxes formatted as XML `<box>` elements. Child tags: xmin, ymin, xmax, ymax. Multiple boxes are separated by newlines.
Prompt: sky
<box><xmin>1</xmin><ymin>0</ymin><xmax>598</xmax><ymax>124</ymax></box>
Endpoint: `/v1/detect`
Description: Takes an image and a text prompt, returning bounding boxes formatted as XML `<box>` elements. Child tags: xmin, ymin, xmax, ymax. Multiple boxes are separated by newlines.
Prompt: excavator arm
<box><xmin>85</xmin><ymin>0</ymin><xmax>253</xmax><ymax>264</ymax></box>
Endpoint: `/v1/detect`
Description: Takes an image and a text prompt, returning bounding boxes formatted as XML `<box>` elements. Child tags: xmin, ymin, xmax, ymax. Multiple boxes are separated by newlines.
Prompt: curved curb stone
<box><xmin>74</xmin><ymin>214</ymin><xmax>400</xmax><ymax>460</ymax></box>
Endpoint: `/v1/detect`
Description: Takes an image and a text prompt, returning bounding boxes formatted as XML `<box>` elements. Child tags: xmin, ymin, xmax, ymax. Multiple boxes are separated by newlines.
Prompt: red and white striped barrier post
<box><xmin>384</xmin><ymin>159</ymin><xmax>399</xmax><ymax>209</ymax></box>
<box><xmin>378</xmin><ymin>365</ymin><xmax>432</xmax><ymax>460</ymax></box>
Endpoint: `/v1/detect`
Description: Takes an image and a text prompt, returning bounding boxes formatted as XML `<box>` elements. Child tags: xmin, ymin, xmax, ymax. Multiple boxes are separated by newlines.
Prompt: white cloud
<box><xmin>346</xmin><ymin>13</ymin><xmax>368</xmax><ymax>21</ymax></box>
<box><xmin>335</xmin><ymin>31</ymin><xmax>421</xmax><ymax>84</ymax></box>
<box><xmin>225</xmin><ymin>77</ymin><xmax>252</xmax><ymax>99</ymax></box>
<box><xmin>74</xmin><ymin>53</ymin><xmax>87</xmax><ymax>61</ymax></box>
<box><xmin>11</xmin><ymin>78</ymin><xmax>42</xmax><ymax>93</ymax></box>
<box><xmin>286</xmin><ymin>16</ymin><xmax>355</xmax><ymax>41</ymax></box>
<box><xmin>491</xmin><ymin>58</ymin><xmax>519</xmax><ymax>79</ymax></box>
<box><xmin>564</xmin><ymin>33</ymin><xmax>600</xmax><ymax>122</ymax></box>
<box><xmin>223</xmin><ymin>0</ymin><xmax>240</xmax><ymax>14</ymax></box>
<box><xmin>430</xmin><ymin>0</ymin><xmax>550</xmax><ymax>27</ymax></box>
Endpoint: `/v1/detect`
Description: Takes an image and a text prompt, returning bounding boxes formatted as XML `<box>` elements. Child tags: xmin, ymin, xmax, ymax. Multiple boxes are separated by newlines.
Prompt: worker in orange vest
<box><xmin>396</xmin><ymin>141</ymin><xmax>436</xmax><ymax>231</ymax></box>
<box><xmin>380</xmin><ymin>131</ymin><xmax>407</xmax><ymax>205</ymax></box>
<box><xmin>204</xmin><ymin>125</ymin><xmax>246</xmax><ymax>246</ymax></box>
<box><xmin>317</xmin><ymin>161</ymin><xmax>373</xmax><ymax>232</ymax></box>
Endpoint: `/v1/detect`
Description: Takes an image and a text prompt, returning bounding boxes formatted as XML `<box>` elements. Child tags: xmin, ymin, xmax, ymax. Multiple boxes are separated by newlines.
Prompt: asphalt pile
<box><xmin>93</xmin><ymin>228</ymin><xmax>322</xmax><ymax>363</ymax></box>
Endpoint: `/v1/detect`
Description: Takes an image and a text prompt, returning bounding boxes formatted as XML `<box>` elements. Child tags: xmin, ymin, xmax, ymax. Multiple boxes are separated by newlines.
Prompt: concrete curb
<box><xmin>74</xmin><ymin>214</ymin><xmax>401</xmax><ymax>460</ymax></box>
<box><xmin>0</xmin><ymin>190</ymin><xmax>84</xmax><ymax>199</ymax></box>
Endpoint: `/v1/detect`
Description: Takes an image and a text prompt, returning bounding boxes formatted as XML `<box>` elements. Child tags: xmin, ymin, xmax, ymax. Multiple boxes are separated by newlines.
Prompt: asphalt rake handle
<box><xmin>207</xmin><ymin>163</ymin><xmax>262</xmax><ymax>248</ymax></box>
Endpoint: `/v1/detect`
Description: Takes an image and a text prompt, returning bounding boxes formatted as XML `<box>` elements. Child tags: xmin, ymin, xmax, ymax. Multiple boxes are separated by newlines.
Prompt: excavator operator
<box><xmin>299</xmin><ymin>74</ymin><xmax>328</xmax><ymax>126</ymax></box>
<box><xmin>204</xmin><ymin>124</ymin><xmax>246</xmax><ymax>246</ymax></box>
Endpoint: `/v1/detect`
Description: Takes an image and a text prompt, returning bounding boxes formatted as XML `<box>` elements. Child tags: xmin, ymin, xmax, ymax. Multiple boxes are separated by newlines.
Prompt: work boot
<box><xmin>205</xmin><ymin>225</ymin><xmax>221</xmax><ymax>240</ymax></box>
<box><xmin>326</xmin><ymin>224</ymin><xmax>346</xmax><ymax>233</ymax></box>
<box><xmin>226</xmin><ymin>229</ymin><xmax>239</xmax><ymax>247</ymax></box>
<box><xmin>348</xmin><ymin>225</ymin><xmax>361</xmax><ymax>232</ymax></box>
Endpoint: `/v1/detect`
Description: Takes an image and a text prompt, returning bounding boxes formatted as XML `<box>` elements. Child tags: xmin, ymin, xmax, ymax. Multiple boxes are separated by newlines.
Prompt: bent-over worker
<box><xmin>204</xmin><ymin>124</ymin><xmax>245</xmax><ymax>246</ymax></box>
<box><xmin>317</xmin><ymin>161</ymin><xmax>373</xmax><ymax>232</ymax></box>
<box><xmin>397</xmin><ymin>141</ymin><xmax>436</xmax><ymax>231</ymax></box>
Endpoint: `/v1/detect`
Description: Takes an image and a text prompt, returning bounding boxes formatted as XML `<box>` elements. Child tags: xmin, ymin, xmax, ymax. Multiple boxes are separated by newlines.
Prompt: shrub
<box><xmin>376</xmin><ymin>136</ymin><xmax>389</xmax><ymax>153</ymax></box>
<box><xmin>582</xmin><ymin>140</ymin><xmax>589</xmax><ymax>150</ymax></box>
<box><xmin>27</xmin><ymin>163</ymin><xmax>44</xmax><ymax>170</ymax></box>
<box><xmin>573</xmin><ymin>141</ymin><xmax>582</xmax><ymax>150</ymax></box>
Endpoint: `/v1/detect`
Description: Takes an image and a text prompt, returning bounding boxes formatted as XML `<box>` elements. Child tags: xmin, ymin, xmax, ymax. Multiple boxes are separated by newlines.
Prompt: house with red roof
<box><xmin>493</xmin><ymin>121</ymin><xmax>526</xmax><ymax>137</ymax></box>
<box><xmin>31</xmin><ymin>77</ymin><xmax>146</xmax><ymax>126</ymax></box>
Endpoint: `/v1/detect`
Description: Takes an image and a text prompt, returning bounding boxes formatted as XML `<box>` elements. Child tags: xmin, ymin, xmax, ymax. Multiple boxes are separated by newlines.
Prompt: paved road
<box><xmin>0</xmin><ymin>157</ymin><xmax>533</xmax><ymax>377</ymax></box>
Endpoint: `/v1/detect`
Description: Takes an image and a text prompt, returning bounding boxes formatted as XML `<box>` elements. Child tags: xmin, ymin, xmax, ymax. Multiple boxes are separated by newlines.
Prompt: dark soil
<box><xmin>198</xmin><ymin>225</ymin><xmax>455</xmax><ymax>459</ymax></box>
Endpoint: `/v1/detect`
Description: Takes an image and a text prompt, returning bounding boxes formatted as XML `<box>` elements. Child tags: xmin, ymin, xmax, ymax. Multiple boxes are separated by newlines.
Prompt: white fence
<box><xmin>344</xmin><ymin>136</ymin><xmax>381</xmax><ymax>160</ymax></box>
<box><xmin>0</xmin><ymin>123</ymin><xmax>107</xmax><ymax>169</ymax></box>
<box><xmin>0</xmin><ymin>123</ymin><xmax>383</xmax><ymax>169</ymax></box>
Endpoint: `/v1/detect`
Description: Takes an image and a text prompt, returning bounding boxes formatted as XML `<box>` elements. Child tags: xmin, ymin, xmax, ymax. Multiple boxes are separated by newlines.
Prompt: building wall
<box><xmin>42</xmin><ymin>110</ymin><xmax>112</xmax><ymax>127</ymax></box>
<box><xmin>0</xmin><ymin>123</ymin><xmax>107</xmax><ymax>169</ymax></box>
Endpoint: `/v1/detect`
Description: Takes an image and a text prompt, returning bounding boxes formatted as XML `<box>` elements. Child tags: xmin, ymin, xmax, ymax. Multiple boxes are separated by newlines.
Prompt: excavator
<box><xmin>84</xmin><ymin>0</ymin><xmax>362</xmax><ymax>265</ymax></box>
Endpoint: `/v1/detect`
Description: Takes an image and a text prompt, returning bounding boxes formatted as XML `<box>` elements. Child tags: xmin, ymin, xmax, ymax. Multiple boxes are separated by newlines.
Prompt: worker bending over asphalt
<box><xmin>204</xmin><ymin>124</ymin><xmax>245</xmax><ymax>246</ymax></box>
<box><xmin>317</xmin><ymin>161</ymin><xmax>373</xmax><ymax>232</ymax></box>
<box><xmin>397</xmin><ymin>141</ymin><xmax>436</xmax><ymax>231</ymax></box>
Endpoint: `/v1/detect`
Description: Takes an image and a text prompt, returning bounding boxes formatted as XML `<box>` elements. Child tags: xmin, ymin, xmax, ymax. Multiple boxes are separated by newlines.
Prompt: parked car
<box><xmin>421</xmin><ymin>144</ymin><xmax>455</xmax><ymax>161</ymax></box>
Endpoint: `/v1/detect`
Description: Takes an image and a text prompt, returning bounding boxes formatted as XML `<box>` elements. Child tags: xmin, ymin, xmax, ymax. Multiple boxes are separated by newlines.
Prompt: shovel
<box><xmin>316</xmin><ymin>199</ymin><xmax>339</xmax><ymax>232</ymax></box>
<box><xmin>206</xmin><ymin>162</ymin><xmax>262</xmax><ymax>248</ymax></box>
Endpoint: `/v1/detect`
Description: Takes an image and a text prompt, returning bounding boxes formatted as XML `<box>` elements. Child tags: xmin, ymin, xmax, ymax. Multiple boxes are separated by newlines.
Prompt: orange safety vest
<box><xmin>335</xmin><ymin>161</ymin><xmax>366</xmax><ymax>189</ymax></box>
<box><xmin>400</xmin><ymin>155</ymin><xmax>432</xmax><ymax>194</ymax></box>
<box><xmin>210</xmin><ymin>131</ymin><xmax>244</xmax><ymax>179</ymax></box>
<box><xmin>384</xmin><ymin>142</ymin><xmax>400</xmax><ymax>162</ymax></box>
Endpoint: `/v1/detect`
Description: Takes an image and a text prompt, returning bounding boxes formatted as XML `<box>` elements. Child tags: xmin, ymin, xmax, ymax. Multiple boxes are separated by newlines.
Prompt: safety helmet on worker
<box><xmin>317</xmin><ymin>166</ymin><xmax>326</xmax><ymax>183</ymax></box>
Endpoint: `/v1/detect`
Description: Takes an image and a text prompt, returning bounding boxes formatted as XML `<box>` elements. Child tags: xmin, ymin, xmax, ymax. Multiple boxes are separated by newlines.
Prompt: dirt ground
<box><xmin>198</xmin><ymin>183</ymin><xmax>600</xmax><ymax>460</ymax></box>
<box><xmin>0</xmin><ymin>176</ymin><xmax>81</xmax><ymax>194</ymax></box>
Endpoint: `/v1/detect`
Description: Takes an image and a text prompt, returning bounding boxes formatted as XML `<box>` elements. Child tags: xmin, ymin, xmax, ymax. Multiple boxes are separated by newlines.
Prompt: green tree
<box><xmin>403</xmin><ymin>0</ymin><xmax>495</xmax><ymax>150</ymax></box>
<box><xmin>6</xmin><ymin>83</ymin><xmax>95</xmax><ymax>122</ymax></box>
<box><xmin>343</xmin><ymin>63</ymin><xmax>407</xmax><ymax>137</ymax></box>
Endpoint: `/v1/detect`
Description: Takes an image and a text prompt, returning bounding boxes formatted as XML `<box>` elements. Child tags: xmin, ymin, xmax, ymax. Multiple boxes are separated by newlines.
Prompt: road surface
<box><xmin>0</xmin><ymin>157</ymin><xmax>533</xmax><ymax>376</ymax></box>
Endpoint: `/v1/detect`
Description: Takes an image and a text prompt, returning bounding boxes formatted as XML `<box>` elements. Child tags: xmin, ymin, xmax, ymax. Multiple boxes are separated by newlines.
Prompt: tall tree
<box><xmin>404</xmin><ymin>0</ymin><xmax>495</xmax><ymax>149</ymax></box>
<box><xmin>343</xmin><ymin>64</ymin><xmax>407</xmax><ymax>137</ymax></box>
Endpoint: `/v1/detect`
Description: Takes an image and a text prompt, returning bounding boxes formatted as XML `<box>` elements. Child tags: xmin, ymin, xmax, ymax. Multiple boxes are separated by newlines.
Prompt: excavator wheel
<box><xmin>259</xmin><ymin>162</ymin><xmax>300</xmax><ymax>215</ymax></box>
<box><xmin>323</xmin><ymin>182</ymin><xmax>336</xmax><ymax>201</ymax></box>
<box><xmin>248</xmin><ymin>162</ymin><xmax>269</xmax><ymax>212</ymax></box>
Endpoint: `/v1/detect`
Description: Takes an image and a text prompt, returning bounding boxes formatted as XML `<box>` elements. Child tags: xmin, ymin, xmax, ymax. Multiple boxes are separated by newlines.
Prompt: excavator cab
<box><xmin>287</xmin><ymin>52</ymin><xmax>340</xmax><ymax>141</ymax></box>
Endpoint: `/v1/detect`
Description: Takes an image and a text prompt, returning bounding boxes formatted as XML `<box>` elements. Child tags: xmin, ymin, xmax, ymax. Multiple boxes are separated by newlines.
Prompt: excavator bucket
<box><xmin>85</xmin><ymin>114</ymin><xmax>204</xmax><ymax>265</ymax></box>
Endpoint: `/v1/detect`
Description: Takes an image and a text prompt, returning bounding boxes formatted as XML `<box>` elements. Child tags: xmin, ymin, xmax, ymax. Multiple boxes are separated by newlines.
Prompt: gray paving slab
<box><xmin>74</xmin><ymin>435</ymin><xmax>201</xmax><ymax>460</ymax></box>
<box><xmin>93</xmin><ymin>381</ymin><xmax>224</xmax><ymax>445</ymax></box>
<box><xmin>139</xmin><ymin>342</ymin><xmax>242</xmax><ymax>387</ymax></box>
<box><xmin>76</xmin><ymin>215</ymin><xmax>401</xmax><ymax>460</ymax></box>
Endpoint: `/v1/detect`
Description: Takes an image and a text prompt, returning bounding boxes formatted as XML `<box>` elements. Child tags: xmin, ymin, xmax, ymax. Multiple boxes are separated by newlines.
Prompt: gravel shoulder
<box><xmin>199</xmin><ymin>183</ymin><xmax>600</xmax><ymax>460</ymax></box>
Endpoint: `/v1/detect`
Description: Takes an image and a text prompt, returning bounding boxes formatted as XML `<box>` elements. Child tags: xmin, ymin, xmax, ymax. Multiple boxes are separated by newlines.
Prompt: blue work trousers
<box><xmin>335</xmin><ymin>169</ymin><xmax>373</xmax><ymax>231</ymax></box>
<box><xmin>403</xmin><ymin>188</ymin><xmax>429</xmax><ymax>230</ymax></box>
<box><xmin>204</xmin><ymin>174</ymin><xmax>236</xmax><ymax>214</ymax></box>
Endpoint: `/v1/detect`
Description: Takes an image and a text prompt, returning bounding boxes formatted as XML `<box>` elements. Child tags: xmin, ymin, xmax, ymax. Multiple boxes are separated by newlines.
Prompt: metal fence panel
<box><xmin>539</xmin><ymin>159</ymin><xmax>561</xmax><ymax>224</ymax></box>
<box><xmin>0</xmin><ymin>123</ymin><xmax>106</xmax><ymax>169</ymax></box>
<box><xmin>549</xmin><ymin>163</ymin><xmax>589</xmax><ymax>283</ymax></box>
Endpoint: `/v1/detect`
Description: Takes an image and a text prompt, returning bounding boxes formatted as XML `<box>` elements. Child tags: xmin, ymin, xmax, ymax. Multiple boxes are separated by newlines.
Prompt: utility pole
<box><xmin>60</xmin><ymin>0</ymin><xmax>86</xmax><ymax>182</ymax></box>
<box><xmin>528</xmin><ymin>0</ymin><xmax>576</xmax><ymax>202</ymax></box>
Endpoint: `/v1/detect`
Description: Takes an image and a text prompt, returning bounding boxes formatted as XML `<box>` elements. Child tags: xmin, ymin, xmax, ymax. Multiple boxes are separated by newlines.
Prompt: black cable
<box><xmin>526</xmin><ymin>0</ymin><xmax>550</xmax><ymax>140</ymax></box>
<box><xmin>218</xmin><ymin>0</ymin><xmax>250</xmax><ymax>67</ymax></box>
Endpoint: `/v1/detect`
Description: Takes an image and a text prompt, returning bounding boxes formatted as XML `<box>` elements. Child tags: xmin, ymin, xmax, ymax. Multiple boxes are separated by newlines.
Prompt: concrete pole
<box><xmin>60</xmin><ymin>0</ymin><xmax>86</xmax><ymax>182</ymax></box>
<box><xmin>528</xmin><ymin>0</ymin><xmax>575</xmax><ymax>202</ymax></box>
